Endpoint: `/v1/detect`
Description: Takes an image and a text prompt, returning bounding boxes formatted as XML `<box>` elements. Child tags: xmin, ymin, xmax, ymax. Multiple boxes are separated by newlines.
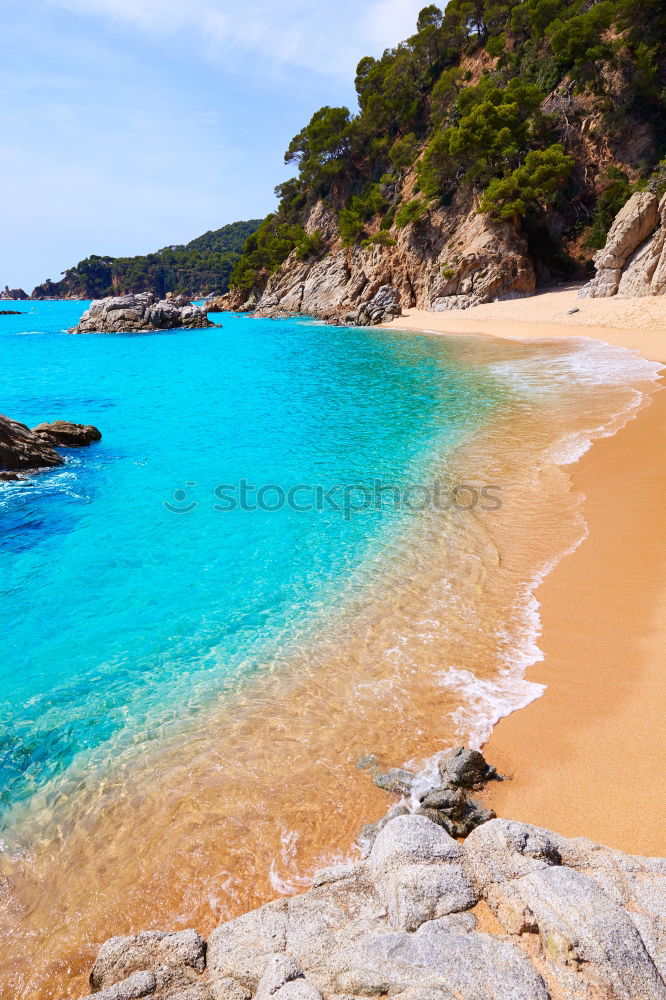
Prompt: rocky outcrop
<box><xmin>580</xmin><ymin>191</ymin><xmax>666</xmax><ymax>297</ymax></box>
<box><xmin>78</xmin><ymin>814</ymin><xmax>666</xmax><ymax>1000</ymax></box>
<box><xmin>33</xmin><ymin>421</ymin><xmax>102</xmax><ymax>447</ymax></box>
<box><xmin>69</xmin><ymin>293</ymin><xmax>215</xmax><ymax>334</ymax></box>
<box><xmin>0</xmin><ymin>414</ymin><xmax>101</xmax><ymax>480</ymax></box>
<box><xmin>0</xmin><ymin>285</ymin><xmax>28</xmax><ymax>300</ymax></box>
<box><xmin>245</xmin><ymin>198</ymin><xmax>535</xmax><ymax>325</ymax></box>
<box><xmin>358</xmin><ymin>747</ymin><xmax>500</xmax><ymax>848</ymax></box>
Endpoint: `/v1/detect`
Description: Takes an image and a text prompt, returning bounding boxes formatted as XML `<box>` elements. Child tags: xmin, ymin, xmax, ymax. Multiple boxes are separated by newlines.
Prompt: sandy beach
<box><xmin>385</xmin><ymin>286</ymin><xmax>666</xmax><ymax>856</ymax></box>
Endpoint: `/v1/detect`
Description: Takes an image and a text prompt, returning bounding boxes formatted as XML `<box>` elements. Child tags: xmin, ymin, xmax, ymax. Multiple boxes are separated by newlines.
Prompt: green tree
<box><xmin>479</xmin><ymin>143</ymin><xmax>573</xmax><ymax>220</ymax></box>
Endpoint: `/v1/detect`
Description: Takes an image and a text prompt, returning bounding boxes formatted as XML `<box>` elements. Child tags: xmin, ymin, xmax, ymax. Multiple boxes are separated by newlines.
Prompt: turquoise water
<box><xmin>0</xmin><ymin>302</ymin><xmax>504</xmax><ymax>822</ymax></box>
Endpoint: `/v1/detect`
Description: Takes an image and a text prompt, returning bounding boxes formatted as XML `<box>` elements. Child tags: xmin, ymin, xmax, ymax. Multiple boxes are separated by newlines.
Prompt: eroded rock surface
<box><xmin>33</xmin><ymin>420</ymin><xmax>102</xmax><ymax>447</ymax></box>
<box><xmin>236</xmin><ymin>198</ymin><xmax>534</xmax><ymax>325</ymax></box>
<box><xmin>581</xmin><ymin>190</ymin><xmax>666</xmax><ymax>297</ymax></box>
<box><xmin>70</xmin><ymin>293</ymin><xmax>215</xmax><ymax>333</ymax></box>
<box><xmin>80</xmin><ymin>815</ymin><xmax>666</xmax><ymax>1000</ymax></box>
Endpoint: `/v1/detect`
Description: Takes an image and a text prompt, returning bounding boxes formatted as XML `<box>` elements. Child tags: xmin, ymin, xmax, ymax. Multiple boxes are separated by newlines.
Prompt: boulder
<box><xmin>349</xmin><ymin>285</ymin><xmax>402</xmax><ymax>326</ymax></box>
<box><xmin>0</xmin><ymin>414</ymin><xmax>63</xmax><ymax>476</ymax></box>
<box><xmin>70</xmin><ymin>293</ymin><xmax>215</xmax><ymax>333</ymax></box>
<box><xmin>80</xmin><ymin>970</ymin><xmax>156</xmax><ymax>1000</ymax></box>
<box><xmin>32</xmin><ymin>420</ymin><xmax>101</xmax><ymax>447</ymax></box>
<box><xmin>90</xmin><ymin>929</ymin><xmax>206</xmax><ymax>991</ymax></box>
<box><xmin>86</xmin><ymin>816</ymin><xmax>666</xmax><ymax>1000</ymax></box>
<box><xmin>580</xmin><ymin>191</ymin><xmax>666</xmax><ymax>298</ymax></box>
<box><xmin>438</xmin><ymin>747</ymin><xmax>498</xmax><ymax>788</ymax></box>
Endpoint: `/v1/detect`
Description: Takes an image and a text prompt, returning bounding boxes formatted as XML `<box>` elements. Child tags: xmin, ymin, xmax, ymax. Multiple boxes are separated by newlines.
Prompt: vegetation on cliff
<box><xmin>32</xmin><ymin>220</ymin><xmax>261</xmax><ymax>299</ymax></box>
<box><xmin>230</xmin><ymin>0</ymin><xmax>666</xmax><ymax>295</ymax></box>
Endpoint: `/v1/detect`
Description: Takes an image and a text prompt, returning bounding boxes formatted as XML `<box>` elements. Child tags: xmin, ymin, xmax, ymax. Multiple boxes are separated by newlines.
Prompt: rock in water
<box><xmin>0</xmin><ymin>414</ymin><xmax>64</xmax><ymax>476</ymax></box>
<box><xmin>69</xmin><ymin>293</ymin><xmax>215</xmax><ymax>334</ymax></box>
<box><xmin>32</xmin><ymin>421</ymin><xmax>102</xmax><ymax>447</ymax></box>
<box><xmin>0</xmin><ymin>414</ymin><xmax>101</xmax><ymax>479</ymax></box>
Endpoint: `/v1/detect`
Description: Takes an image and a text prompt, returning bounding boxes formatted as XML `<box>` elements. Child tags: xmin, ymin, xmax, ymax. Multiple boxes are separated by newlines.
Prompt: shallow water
<box><xmin>0</xmin><ymin>302</ymin><xmax>660</xmax><ymax>997</ymax></box>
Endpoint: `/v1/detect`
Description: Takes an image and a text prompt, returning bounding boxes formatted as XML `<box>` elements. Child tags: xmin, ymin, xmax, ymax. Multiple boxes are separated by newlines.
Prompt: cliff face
<box><xmin>233</xmin><ymin>195</ymin><xmax>535</xmax><ymax>324</ymax></box>
<box><xmin>581</xmin><ymin>191</ymin><xmax>666</xmax><ymax>298</ymax></box>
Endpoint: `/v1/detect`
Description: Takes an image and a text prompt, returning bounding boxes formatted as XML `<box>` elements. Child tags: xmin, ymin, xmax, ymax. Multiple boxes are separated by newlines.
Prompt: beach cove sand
<box><xmin>385</xmin><ymin>286</ymin><xmax>666</xmax><ymax>856</ymax></box>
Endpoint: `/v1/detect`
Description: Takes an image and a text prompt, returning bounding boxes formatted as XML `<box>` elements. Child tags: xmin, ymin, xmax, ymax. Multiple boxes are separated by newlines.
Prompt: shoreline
<box><xmin>385</xmin><ymin>286</ymin><xmax>666</xmax><ymax>856</ymax></box>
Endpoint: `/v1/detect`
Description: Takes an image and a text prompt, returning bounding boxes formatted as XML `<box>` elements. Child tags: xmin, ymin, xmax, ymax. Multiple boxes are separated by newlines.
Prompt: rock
<box><xmin>0</xmin><ymin>309</ymin><xmax>23</xmax><ymax>314</ymax></box>
<box><xmin>0</xmin><ymin>414</ymin><xmax>64</xmax><ymax>474</ymax></box>
<box><xmin>350</xmin><ymin>285</ymin><xmax>402</xmax><ymax>326</ymax></box>
<box><xmin>566</xmin><ymin>306</ymin><xmax>580</xmax><ymax>314</ymax></box>
<box><xmin>70</xmin><ymin>293</ymin><xmax>215</xmax><ymax>334</ymax></box>
<box><xmin>206</xmin><ymin>979</ymin><xmax>249</xmax><ymax>1000</ymax></box>
<box><xmin>487</xmin><ymin>866</ymin><xmax>666</xmax><ymax>999</ymax></box>
<box><xmin>580</xmin><ymin>191</ymin><xmax>666</xmax><ymax>298</ymax></box>
<box><xmin>326</xmin><ymin>925</ymin><xmax>550</xmax><ymax>999</ymax></box>
<box><xmin>367</xmin><ymin>815</ymin><xmax>477</xmax><ymax>931</ymax></box>
<box><xmin>207</xmin><ymin>900</ymin><xmax>288</xmax><ymax>993</ymax></box>
<box><xmin>255</xmin><ymin>955</ymin><xmax>303</xmax><ymax>999</ymax></box>
<box><xmin>87</xmin><ymin>815</ymin><xmax>666</xmax><ymax>1000</ymax></box>
<box><xmin>418</xmin><ymin>786</ymin><xmax>466</xmax><ymax>816</ymax></box>
<box><xmin>357</xmin><ymin>804</ymin><xmax>410</xmax><ymax>857</ymax></box>
<box><xmin>90</xmin><ymin>930</ymin><xmax>206</xmax><ymax>991</ymax></box>
<box><xmin>32</xmin><ymin>420</ymin><xmax>102</xmax><ymax>447</ymax></box>
<box><xmin>250</xmin><ymin>198</ymin><xmax>535</xmax><ymax>323</ymax></box>
<box><xmin>369</xmin><ymin>765</ymin><xmax>414</xmax><ymax>796</ymax></box>
<box><xmin>271</xmin><ymin>983</ymin><xmax>322</xmax><ymax>1000</ymax></box>
<box><xmin>438</xmin><ymin>747</ymin><xmax>497</xmax><ymax>788</ymax></box>
<box><xmin>80</xmin><ymin>970</ymin><xmax>156</xmax><ymax>1000</ymax></box>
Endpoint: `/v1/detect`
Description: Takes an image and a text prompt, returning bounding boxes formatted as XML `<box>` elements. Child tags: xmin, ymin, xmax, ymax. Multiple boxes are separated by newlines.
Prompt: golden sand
<box><xmin>385</xmin><ymin>286</ymin><xmax>666</xmax><ymax>856</ymax></box>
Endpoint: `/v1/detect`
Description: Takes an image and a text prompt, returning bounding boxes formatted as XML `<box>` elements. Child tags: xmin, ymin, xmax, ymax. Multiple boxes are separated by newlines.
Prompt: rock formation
<box><xmin>580</xmin><ymin>191</ymin><xmax>666</xmax><ymax>297</ymax></box>
<box><xmin>32</xmin><ymin>421</ymin><xmax>102</xmax><ymax>448</ymax></box>
<box><xmin>358</xmin><ymin>747</ymin><xmax>500</xmax><ymax>850</ymax></box>
<box><xmin>0</xmin><ymin>414</ymin><xmax>101</xmax><ymax>480</ymax></box>
<box><xmin>77</xmin><ymin>812</ymin><xmax>666</xmax><ymax>1000</ymax></box>
<box><xmin>233</xmin><ymin>197</ymin><xmax>535</xmax><ymax>325</ymax></box>
<box><xmin>0</xmin><ymin>285</ymin><xmax>28</xmax><ymax>300</ymax></box>
<box><xmin>69</xmin><ymin>293</ymin><xmax>215</xmax><ymax>334</ymax></box>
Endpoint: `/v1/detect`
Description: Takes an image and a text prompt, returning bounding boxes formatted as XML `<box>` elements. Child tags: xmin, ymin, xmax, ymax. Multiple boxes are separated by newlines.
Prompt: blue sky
<box><xmin>1</xmin><ymin>0</ymin><xmax>426</xmax><ymax>291</ymax></box>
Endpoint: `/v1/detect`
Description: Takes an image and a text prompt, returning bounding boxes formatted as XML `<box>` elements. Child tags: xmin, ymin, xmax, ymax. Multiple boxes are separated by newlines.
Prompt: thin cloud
<box><xmin>46</xmin><ymin>0</ymin><xmax>426</xmax><ymax>77</ymax></box>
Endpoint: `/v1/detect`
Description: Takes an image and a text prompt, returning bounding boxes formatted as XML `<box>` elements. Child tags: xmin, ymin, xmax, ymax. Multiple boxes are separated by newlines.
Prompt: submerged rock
<box><xmin>70</xmin><ymin>293</ymin><xmax>215</xmax><ymax>334</ymax></box>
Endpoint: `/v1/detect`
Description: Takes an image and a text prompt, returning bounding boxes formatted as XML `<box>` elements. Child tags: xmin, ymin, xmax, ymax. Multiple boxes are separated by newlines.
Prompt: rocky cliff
<box><xmin>70</xmin><ymin>293</ymin><xmax>214</xmax><ymax>334</ymax></box>
<box><xmin>0</xmin><ymin>285</ymin><xmax>28</xmax><ymax>300</ymax></box>
<box><xmin>580</xmin><ymin>191</ymin><xmax>666</xmax><ymax>298</ymax></box>
<box><xmin>229</xmin><ymin>197</ymin><xmax>534</xmax><ymax>324</ymax></box>
<box><xmin>77</xmin><ymin>811</ymin><xmax>666</xmax><ymax>1000</ymax></box>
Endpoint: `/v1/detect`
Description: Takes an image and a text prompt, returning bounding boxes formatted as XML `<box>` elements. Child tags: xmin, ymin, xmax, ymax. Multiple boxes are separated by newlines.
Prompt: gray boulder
<box><xmin>580</xmin><ymin>191</ymin><xmax>665</xmax><ymax>297</ymax></box>
<box><xmin>438</xmin><ymin>747</ymin><xmax>497</xmax><ymax>788</ymax></box>
<box><xmin>80</xmin><ymin>970</ymin><xmax>156</xmax><ymax>1000</ymax></box>
<box><xmin>70</xmin><ymin>293</ymin><xmax>214</xmax><ymax>333</ymax></box>
<box><xmin>90</xmin><ymin>930</ymin><xmax>206</xmax><ymax>991</ymax></box>
<box><xmin>349</xmin><ymin>285</ymin><xmax>402</xmax><ymax>326</ymax></box>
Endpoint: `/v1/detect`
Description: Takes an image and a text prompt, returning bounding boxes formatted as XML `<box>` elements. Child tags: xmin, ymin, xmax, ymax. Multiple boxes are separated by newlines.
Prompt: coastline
<box><xmin>385</xmin><ymin>286</ymin><xmax>666</xmax><ymax>856</ymax></box>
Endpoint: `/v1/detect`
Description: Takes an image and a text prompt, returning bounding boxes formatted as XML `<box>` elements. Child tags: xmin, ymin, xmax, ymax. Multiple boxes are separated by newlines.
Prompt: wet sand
<box><xmin>386</xmin><ymin>287</ymin><xmax>666</xmax><ymax>856</ymax></box>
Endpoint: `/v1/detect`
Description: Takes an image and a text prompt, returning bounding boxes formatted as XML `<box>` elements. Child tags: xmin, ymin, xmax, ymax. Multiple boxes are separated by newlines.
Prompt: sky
<box><xmin>1</xmin><ymin>0</ymin><xmax>427</xmax><ymax>291</ymax></box>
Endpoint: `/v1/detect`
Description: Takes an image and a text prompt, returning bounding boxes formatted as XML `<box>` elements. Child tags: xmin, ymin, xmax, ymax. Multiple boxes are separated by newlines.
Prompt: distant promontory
<box><xmin>30</xmin><ymin>219</ymin><xmax>261</xmax><ymax>300</ymax></box>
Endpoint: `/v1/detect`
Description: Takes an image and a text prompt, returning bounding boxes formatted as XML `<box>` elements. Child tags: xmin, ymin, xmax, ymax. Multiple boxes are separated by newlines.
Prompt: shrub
<box><xmin>395</xmin><ymin>199</ymin><xmax>427</xmax><ymax>227</ymax></box>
